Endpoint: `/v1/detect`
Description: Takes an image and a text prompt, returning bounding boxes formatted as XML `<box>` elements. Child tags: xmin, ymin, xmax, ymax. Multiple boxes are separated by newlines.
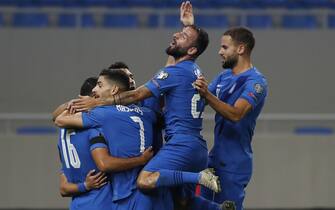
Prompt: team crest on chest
<box><xmin>254</xmin><ymin>83</ymin><xmax>263</xmax><ymax>94</ymax></box>
<box><xmin>156</xmin><ymin>71</ymin><xmax>169</xmax><ymax>80</ymax></box>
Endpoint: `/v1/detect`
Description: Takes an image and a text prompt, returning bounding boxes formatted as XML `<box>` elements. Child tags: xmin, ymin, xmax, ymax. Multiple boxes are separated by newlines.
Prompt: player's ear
<box><xmin>237</xmin><ymin>44</ymin><xmax>245</xmax><ymax>55</ymax></box>
<box><xmin>187</xmin><ymin>46</ymin><xmax>198</xmax><ymax>57</ymax></box>
<box><xmin>110</xmin><ymin>85</ymin><xmax>119</xmax><ymax>96</ymax></box>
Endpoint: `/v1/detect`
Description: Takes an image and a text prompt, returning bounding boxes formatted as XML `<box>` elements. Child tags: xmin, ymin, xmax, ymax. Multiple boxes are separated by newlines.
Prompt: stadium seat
<box><xmin>258</xmin><ymin>0</ymin><xmax>287</xmax><ymax>8</ymax></box>
<box><xmin>196</xmin><ymin>15</ymin><xmax>229</xmax><ymax>28</ymax></box>
<box><xmin>13</xmin><ymin>13</ymin><xmax>49</xmax><ymax>27</ymax></box>
<box><xmin>58</xmin><ymin>13</ymin><xmax>76</xmax><ymax>27</ymax></box>
<box><xmin>294</xmin><ymin>126</ymin><xmax>333</xmax><ymax>135</ymax></box>
<box><xmin>103</xmin><ymin>14</ymin><xmax>138</xmax><ymax>28</ymax></box>
<box><xmin>147</xmin><ymin>14</ymin><xmax>159</xmax><ymax>27</ymax></box>
<box><xmin>212</xmin><ymin>0</ymin><xmax>241</xmax><ymax>8</ymax></box>
<box><xmin>0</xmin><ymin>0</ymin><xmax>14</xmax><ymax>6</ymax></box>
<box><xmin>0</xmin><ymin>13</ymin><xmax>3</xmax><ymax>27</ymax></box>
<box><xmin>328</xmin><ymin>15</ymin><xmax>335</xmax><ymax>28</ymax></box>
<box><xmin>246</xmin><ymin>15</ymin><xmax>273</xmax><ymax>29</ymax></box>
<box><xmin>83</xmin><ymin>0</ymin><xmax>127</xmax><ymax>7</ymax></box>
<box><xmin>39</xmin><ymin>0</ymin><xmax>66</xmax><ymax>6</ymax></box>
<box><xmin>16</xmin><ymin>126</ymin><xmax>57</xmax><ymax>135</ymax></box>
<box><xmin>163</xmin><ymin>14</ymin><xmax>181</xmax><ymax>28</ymax></box>
<box><xmin>282</xmin><ymin>15</ymin><xmax>318</xmax><ymax>29</ymax></box>
<box><xmin>81</xmin><ymin>13</ymin><xmax>96</xmax><ymax>27</ymax></box>
<box><xmin>127</xmin><ymin>0</ymin><xmax>155</xmax><ymax>7</ymax></box>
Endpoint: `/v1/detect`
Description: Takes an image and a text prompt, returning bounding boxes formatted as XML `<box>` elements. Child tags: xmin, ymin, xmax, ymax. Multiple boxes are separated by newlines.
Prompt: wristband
<box><xmin>78</xmin><ymin>182</ymin><xmax>88</xmax><ymax>193</ymax></box>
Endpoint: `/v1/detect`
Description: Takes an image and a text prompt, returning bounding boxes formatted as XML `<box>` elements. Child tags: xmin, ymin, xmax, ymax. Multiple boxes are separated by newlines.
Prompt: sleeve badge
<box><xmin>156</xmin><ymin>71</ymin><xmax>169</xmax><ymax>80</ymax></box>
<box><xmin>254</xmin><ymin>83</ymin><xmax>263</xmax><ymax>94</ymax></box>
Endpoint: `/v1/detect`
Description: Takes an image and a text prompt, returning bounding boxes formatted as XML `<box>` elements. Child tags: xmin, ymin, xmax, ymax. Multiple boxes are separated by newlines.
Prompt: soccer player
<box><xmin>57</xmin><ymin>77</ymin><xmax>114</xmax><ymax>210</ymax></box>
<box><xmin>70</xmin><ymin>23</ymin><xmax>221</xmax><ymax>195</ymax></box>
<box><xmin>55</xmin><ymin>69</ymin><xmax>160</xmax><ymax>210</ymax></box>
<box><xmin>108</xmin><ymin>61</ymin><xmax>164</xmax><ymax>154</ymax></box>
<box><xmin>181</xmin><ymin>2</ymin><xmax>268</xmax><ymax>209</ymax></box>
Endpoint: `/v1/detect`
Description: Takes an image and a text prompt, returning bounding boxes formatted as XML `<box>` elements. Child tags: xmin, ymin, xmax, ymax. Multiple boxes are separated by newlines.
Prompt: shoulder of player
<box><xmin>246</xmin><ymin>70</ymin><xmax>268</xmax><ymax>86</ymax></box>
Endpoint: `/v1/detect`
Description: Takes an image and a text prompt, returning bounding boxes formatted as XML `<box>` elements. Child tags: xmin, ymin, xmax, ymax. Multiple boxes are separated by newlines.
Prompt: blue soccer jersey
<box><xmin>145</xmin><ymin>60</ymin><xmax>206</xmax><ymax>139</ymax></box>
<box><xmin>207</xmin><ymin>67</ymin><xmax>268</xmax><ymax>174</ymax></box>
<box><xmin>82</xmin><ymin>104</ymin><xmax>156</xmax><ymax>202</ymax></box>
<box><xmin>57</xmin><ymin>128</ymin><xmax>114</xmax><ymax>210</ymax></box>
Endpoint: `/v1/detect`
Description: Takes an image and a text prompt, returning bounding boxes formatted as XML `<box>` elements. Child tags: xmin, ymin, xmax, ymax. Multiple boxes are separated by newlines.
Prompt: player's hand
<box><xmin>141</xmin><ymin>146</ymin><xmax>154</xmax><ymax>164</ymax></box>
<box><xmin>180</xmin><ymin>1</ymin><xmax>194</xmax><ymax>26</ymax></box>
<box><xmin>194</xmin><ymin>76</ymin><xmax>209</xmax><ymax>98</ymax></box>
<box><xmin>84</xmin><ymin>170</ymin><xmax>108</xmax><ymax>190</ymax></box>
<box><xmin>66</xmin><ymin>99</ymin><xmax>78</xmax><ymax>114</ymax></box>
<box><xmin>71</xmin><ymin>95</ymin><xmax>99</xmax><ymax>112</ymax></box>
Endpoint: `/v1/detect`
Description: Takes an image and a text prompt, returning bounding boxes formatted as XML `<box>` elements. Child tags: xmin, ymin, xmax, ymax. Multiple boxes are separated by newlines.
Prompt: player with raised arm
<box><xmin>180</xmin><ymin>2</ymin><xmax>268</xmax><ymax>210</ymax></box>
<box><xmin>69</xmin><ymin>13</ymin><xmax>221</xmax><ymax>198</ymax></box>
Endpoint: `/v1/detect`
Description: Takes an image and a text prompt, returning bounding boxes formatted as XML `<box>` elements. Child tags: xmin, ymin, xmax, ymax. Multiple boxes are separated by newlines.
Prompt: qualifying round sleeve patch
<box><xmin>254</xmin><ymin>83</ymin><xmax>264</xmax><ymax>94</ymax></box>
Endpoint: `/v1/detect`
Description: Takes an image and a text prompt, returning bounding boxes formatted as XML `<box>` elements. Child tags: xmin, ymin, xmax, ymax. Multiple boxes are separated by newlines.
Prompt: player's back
<box><xmin>57</xmin><ymin>128</ymin><xmax>114</xmax><ymax>210</ymax></box>
<box><xmin>86</xmin><ymin>104</ymin><xmax>156</xmax><ymax>201</ymax></box>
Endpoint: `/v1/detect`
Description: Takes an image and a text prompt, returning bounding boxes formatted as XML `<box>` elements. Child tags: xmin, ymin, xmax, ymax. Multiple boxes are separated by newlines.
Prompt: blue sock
<box><xmin>191</xmin><ymin>195</ymin><xmax>221</xmax><ymax>210</ymax></box>
<box><xmin>155</xmin><ymin>169</ymin><xmax>200</xmax><ymax>187</ymax></box>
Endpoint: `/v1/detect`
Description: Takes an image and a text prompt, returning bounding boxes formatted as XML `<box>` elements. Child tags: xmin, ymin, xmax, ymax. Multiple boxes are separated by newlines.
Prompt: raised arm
<box><xmin>59</xmin><ymin>170</ymin><xmax>107</xmax><ymax>197</ymax></box>
<box><xmin>72</xmin><ymin>85</ymin><xmax>153</xmax><ymax>112</ymax></box>
<box><xmin>180</xmin><ymin>1</ymin><xmax>194</xmax><ymax>26</ymax></box>
<box><xmin>195</xmin><ymin>76</ymin><xmax>252</xmax><ymax>122</ymax></box>
<box><xmin>91</xmin><ymin>146</ymin><xmax>153</xmax><ymax>173</ymax></box>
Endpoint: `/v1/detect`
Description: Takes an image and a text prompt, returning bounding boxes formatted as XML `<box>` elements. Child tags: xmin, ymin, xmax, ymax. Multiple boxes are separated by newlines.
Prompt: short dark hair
<box><xmin>223</xmin><ymin>27</ymin><xmax>255</xmax><ymax>54</ymax></box>
<box><xmin>80</xmin><ymin>77</ymin><xmax>97</xmax><ymax>96</ymax></box>
<box><xmin>188</xmin><ymin>25</ymin><xmax>209</xmax><ymax>59</ymax></box>
<box><xmin>99</xmin><ymin>69</ymin><xmax>130</xmax><ymax>91</ymax></box>
<box><xmin>108</xmin><ymin>61</ymin><xmax>129</xmax><ymax>70</ymax></box>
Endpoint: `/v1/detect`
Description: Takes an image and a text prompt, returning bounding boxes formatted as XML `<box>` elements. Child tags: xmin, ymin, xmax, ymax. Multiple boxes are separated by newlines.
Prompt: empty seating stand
<box><xmin>0</xmin><ymin>13</ymin><xmax>3</xmax><ymax>27</ymax></box>
<box><xmin>0</xmin><ymin>0</ymin><xmax>334</xmax><ymax>8</ymax></box>
<box><xmin>103</xmin><ymin>14</ymin><xmax>138</xmax><ymax>28</ymax></box>
<box><xmin>13</xmin><ymin>12</ymin><xmax>49</xmax><ymax>27</ymax></box>
<box><xmin>246</xmin><ymin>15</ymin><xmax>273</xmax><ymax>29</ymax></box>
<box><xmin>282</xmin><ymin>15</ymin><xmax>318</xmax><ymax>29</ymax></box>
<box><xmin>58</xmin><ymin>13</ymin><xmax>76</xmax><ymax>27</ymax></box>
<box><xmin>197</xmin><ymin>15</ymin><xmax>229</xmax><ymax>28</ymax></box>
<box><xmin>81</xmin><ymin>13</ymin><xmax>96</xmax><ymax>28</ymax></box>
<box><xmin>328</xmin><ymin>15</ymin><xmax>335</xmax><ymax>28</ymax></box>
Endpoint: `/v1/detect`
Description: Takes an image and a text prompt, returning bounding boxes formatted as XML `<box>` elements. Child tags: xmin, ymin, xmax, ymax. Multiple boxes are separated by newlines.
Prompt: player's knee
<box><xmin>136</xmin><ymin>171</ymin><xmax>159</xmax><ymax>191</ymax></box>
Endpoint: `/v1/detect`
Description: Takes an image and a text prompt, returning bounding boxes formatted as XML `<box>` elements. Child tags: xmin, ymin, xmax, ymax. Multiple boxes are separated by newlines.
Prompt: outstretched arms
<box><xmin>70</xmin><ymin>85</ymin><xmax>153</xmax><ymax>112</ymax></box>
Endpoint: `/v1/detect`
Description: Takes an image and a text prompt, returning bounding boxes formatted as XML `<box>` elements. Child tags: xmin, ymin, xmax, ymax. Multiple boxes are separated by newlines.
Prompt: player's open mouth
<box><xmin>170</xmin><ymin>39</ymin><xmax>176</xmax><ymax>46</ymax></box>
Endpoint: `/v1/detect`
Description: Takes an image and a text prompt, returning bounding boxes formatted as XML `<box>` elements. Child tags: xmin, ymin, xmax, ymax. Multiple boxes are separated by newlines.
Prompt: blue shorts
<box><xmin>144</xmin><ymin>134</ymin><xmax>208</xmax><ymax>172</ymax></box>
<box><xmin>112</xmin><ymin>190</ymin><xmax>152</xmax><ymax>210</ymax></box>
<box><xmin>201</xmin><ymin>169</ymin><xmax>251</xmax><ymax>210</ymax></box>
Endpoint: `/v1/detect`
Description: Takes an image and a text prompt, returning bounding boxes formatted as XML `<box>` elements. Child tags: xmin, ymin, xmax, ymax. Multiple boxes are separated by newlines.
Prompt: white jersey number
<box><xmin>191</xmin><ymin>93</ymin><xmax>202</xmax><ymax>118</ymax></box>
<box><xmin>61</xmin><ymin>129</ymin><xmax>81</xmax><ymax>169</ymax></box>
<box><xmin>130</xmin><ymin>116</ymin><xmax>145</xmax><ymax>153</ymax></box>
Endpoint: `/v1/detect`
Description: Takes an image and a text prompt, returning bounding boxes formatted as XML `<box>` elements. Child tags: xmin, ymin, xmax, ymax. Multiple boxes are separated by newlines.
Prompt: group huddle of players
<box><xmin>52</xmin><ymin>1</ymin><xmax>268</xmax><ymax>210</ymax></box>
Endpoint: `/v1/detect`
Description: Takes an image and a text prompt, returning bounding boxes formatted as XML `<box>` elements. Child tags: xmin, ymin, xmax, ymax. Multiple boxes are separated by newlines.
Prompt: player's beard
<box><xmin>222</xmin><ymin>54</ymin><xmax>238</xmax><ymax>69</ymax></box>
<box><xmin>165</xmin><ymin>45</ymin><xmax>188</xmax><ymax>59</ymax></box>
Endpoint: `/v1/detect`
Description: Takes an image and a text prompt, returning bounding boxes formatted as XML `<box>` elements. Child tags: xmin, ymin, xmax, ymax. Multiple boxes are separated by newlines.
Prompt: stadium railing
<box><xmin>0</xmin><ymin>7</ymin><xmax>334</xmax><ymax>29</ymax></box>
<box><xmin>0</xmin><ymin>112</ymin><xmax>334</xmax><ymax>136</ymax></box>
